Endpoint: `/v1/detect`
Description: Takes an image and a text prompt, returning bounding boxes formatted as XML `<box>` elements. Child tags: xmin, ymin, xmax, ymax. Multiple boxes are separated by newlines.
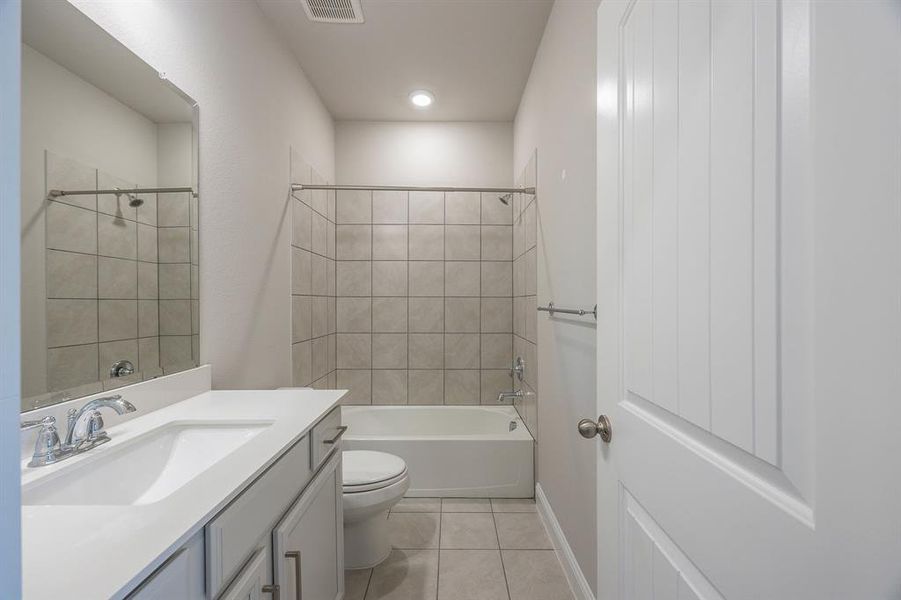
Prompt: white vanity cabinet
<box><xmin>126</xmin><ymin>532</ymin><xmax>205</xmax><ymax>600</ymax></box>
<box><xmin>273</xmin><ymin>452</ymin><xmax>344</xmax><ymax>600</ymax></box>
<box><xmin>218</xmin><ymin>545</ymin><xmax>275</xmax><ymax>600</ymax></box>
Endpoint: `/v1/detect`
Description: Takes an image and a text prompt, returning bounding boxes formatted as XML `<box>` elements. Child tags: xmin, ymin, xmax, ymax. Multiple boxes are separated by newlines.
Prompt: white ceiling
<box><xmin>256</xmin><ymin>0</ymin><xmax>553</xmax><ymax>122</ymax></box>
<box><xmin>23</xmin><ymin>0</ymin><xmax>195</xmax><ymax>124</ymax></box>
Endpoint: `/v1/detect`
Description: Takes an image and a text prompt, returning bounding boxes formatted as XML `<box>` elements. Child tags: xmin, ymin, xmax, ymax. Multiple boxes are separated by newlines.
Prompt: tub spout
<box><xmin>497</xmin><ymin>390</ymin><xmax>523</xmax><ymax>403</ymax></box>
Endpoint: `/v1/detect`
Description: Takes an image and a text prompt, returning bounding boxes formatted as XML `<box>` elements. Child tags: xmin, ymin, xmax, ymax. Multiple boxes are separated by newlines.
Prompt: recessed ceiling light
<box><xmin>409</xmin><ymin>90</ymin><xmax>434</xmax><ymax>108</ymax></box>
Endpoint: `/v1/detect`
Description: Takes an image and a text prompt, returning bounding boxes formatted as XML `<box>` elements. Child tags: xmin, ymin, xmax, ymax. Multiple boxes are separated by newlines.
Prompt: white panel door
<box><xmin>596</xmin><ymin>1</ymin><xmax>901</xmax><ymax>598</ymax></box>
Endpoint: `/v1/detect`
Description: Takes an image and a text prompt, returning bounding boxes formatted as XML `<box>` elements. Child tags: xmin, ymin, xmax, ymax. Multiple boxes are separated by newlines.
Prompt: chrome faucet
<box><xmin>21</xmin><ymin>395</ymin><xmax>137</xmax><ymax>467</ymax></box>
<box><xmin>65</xmin><ymin>395</ymin><xmax>137</xmax><ymax>448</ymax></box>
<box><xmin>497</xmin><ymin>389</ymin><xmax>524</xmax><ymax>403</ymax></box>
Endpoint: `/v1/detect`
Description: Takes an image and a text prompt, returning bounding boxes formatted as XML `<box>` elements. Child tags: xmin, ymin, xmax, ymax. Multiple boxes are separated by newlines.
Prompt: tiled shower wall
<box><xmin>333</xmin><ymin>189</ymin><xmax>515</xmax><ymax>405</ymax></box>
<box><xmin>40</xmin><ymin>151</ymin><xmax>198</xmax><ymax>402</ymax></box>
<box><xmin>290</xmin><ymin>148</ymin><xmax>338</xmax><ymax>388</ymax></box>
<box><xmin>513</xmin><ymin>152</ymin><xmax>538</xmax><ymax>437</ymax></box>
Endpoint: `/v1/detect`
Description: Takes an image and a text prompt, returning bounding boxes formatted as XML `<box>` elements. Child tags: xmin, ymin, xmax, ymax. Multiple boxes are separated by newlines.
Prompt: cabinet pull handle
<box><xmin>323</xmin><ymin>425</ymin><xmax>347</xmax><ymax>445</ymax></box>
<box><xmin>286</xmin><ymin>550</ymin><xmax>302</xmax><ymax>600</ymax></box>
<box><xmin>262</xmin><ymin>583</ymin><xmax>280</xmax><ymax>600</ymax></box>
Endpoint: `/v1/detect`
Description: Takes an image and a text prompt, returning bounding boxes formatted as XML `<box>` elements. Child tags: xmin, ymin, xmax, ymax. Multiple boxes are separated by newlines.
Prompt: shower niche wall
<box><xmin>20</xmin><ymin>0</ymin><xmax>199</xmax><ymax>411</ymax></box>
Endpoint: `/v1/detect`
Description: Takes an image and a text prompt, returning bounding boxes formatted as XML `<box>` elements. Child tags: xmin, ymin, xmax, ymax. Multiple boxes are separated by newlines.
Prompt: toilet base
<box><xmin>344</xmin><ymin>508</ymin><xmax>392</xmax><ymax>570</ymax></box>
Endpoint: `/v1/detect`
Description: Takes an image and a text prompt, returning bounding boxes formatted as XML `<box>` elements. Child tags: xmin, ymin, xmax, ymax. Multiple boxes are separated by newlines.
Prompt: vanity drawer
<box><xmin>205</xmin><ymin>435</ymin><xmax>312</xmax><ymax>599</ymax></box>
<box><xmin>311</xmin><ymin>407</ymin><xmax>344</xmax><ymax>470</ymax></box>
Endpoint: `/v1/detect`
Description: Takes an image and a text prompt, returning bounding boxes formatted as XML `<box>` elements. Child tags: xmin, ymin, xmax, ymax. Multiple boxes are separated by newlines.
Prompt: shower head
<box><xmin>499</xmin><ymin>193</ymin><xmax>512</xmax><ymax>205</ymax></box>
<box><xmin>115</xmin><ymin>189</ymin><xmax>144</xmax><ymax>208</ymax></box>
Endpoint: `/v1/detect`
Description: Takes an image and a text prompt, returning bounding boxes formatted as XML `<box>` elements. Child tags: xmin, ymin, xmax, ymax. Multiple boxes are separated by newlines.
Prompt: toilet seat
<box><xmin>343</xmin><ymin>451</ymin><xmax>407</xmax><ymax>492</ymax></box>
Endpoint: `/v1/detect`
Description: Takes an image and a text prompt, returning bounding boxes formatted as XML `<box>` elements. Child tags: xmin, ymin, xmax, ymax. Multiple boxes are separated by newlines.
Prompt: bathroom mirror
<box><xmin>20</xmin><ymin>2</ymin><xmax>200</xmax><ymax>412</ymax></box>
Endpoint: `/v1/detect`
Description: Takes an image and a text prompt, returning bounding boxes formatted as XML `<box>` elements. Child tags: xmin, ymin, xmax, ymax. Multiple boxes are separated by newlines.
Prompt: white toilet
<box><xmin>342</xmin><ymin>450</ymin><xmax>410</xmax><ymax>569</ymax></box>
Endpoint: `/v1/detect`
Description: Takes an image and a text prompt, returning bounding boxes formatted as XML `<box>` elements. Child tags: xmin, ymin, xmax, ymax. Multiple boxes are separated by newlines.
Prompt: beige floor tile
<box><xmin>494</xmin><ymin>513</ymin><xmax>553</xmax><ymax>549</ymax></box>
<box><xmin>437</xmin><ymin>550</ymin><xmax>509</xmax><ymax>600</ymax></box>
<box><xmin>388</xmin><ymin>513</ymin><xmax>440</xmax><ymax>549</ymax></box>
<box><xmin>439</xmin><ymin>513</ymin><xmax>499</xmax><ymax>549</ymax></box>
<box><xmin>345</xmin><ymin>569</ymin><xmax>372</xmax><ymax>600</ymax></box>
<box><xmin>502</xmin><ymin>550</ymin><xmax>573</xmax><ymax>600</ymax></box>
<box><xmin>491</xmin><ymin>498</ymin><xmax>537</xmax><ymax>513</ymax></box>
<box><xmin>442</xmin><ymin>498</ymin><xmax>492</xmax><ymax>512</ymax></box>
<box><xmin>393</xmin><ymin>497</ymin><xmax>442</xmax><ymax>513</ymax></box>
<box><xmin>366</xmin><ymin>549</ymin><xmax>439</xmax><ymax>600</ymax></box>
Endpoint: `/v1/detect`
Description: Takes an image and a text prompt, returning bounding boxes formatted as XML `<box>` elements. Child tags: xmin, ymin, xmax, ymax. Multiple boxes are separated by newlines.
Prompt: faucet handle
<box><xmin>21</xmin><ymin>416</ymin><xmax>69</xmax><ymax>467</ymax></box>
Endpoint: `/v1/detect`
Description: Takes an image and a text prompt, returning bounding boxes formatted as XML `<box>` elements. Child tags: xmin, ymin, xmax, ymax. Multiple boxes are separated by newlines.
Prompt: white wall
<box><xmin>20</xmin><ymin>44</ymin><xmax>161</xmax><ymax>399</ymax></box>
<box><xmin>336</xmin><ymin>121</ymin><xmax>512</xmax><ymax>186</ymax></box>
<box><xmin>0</xmin><ymin>1</ymin><xmax>21</xmax><ymax>595</ymax></box>
<box><xmin>71</xmin><ymin>0</ymin><xmax>336</xmax><ymax>389</ymax></box>
<box><xmin>513</xmin><ymin>0</ymin><xmax>600</xmax><ymax>594</ymax></box>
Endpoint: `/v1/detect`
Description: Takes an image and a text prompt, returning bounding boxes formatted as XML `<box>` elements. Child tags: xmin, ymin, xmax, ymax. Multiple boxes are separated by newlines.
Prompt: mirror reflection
<box><xmin>20</xmin><ymin>1</ymin><xmax>199</xmax><ymax>412</ymax></box>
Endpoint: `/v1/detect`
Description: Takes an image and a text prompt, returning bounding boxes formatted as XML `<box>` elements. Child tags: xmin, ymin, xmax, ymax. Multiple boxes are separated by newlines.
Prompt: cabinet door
<box><xmin>273</xmin><ymin>452</ymin><xmax>344</xmax><ymax>600</ymax></box>
<box><xmin>220</xmin><ymin>544</ymin><xmax>276</xmax><ymax>600</ymax></box>
<box><xmin>127</xmin><ymin>531</ymin><xmax>204</xmax><ymax>600</ymax></box>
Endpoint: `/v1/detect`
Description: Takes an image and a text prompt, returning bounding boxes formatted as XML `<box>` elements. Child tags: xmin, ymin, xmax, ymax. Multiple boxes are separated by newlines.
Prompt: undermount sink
<box><xmin>22</xmin><ymin>421</ymin><xmax>272</xmax><ymax>506</ymax></box>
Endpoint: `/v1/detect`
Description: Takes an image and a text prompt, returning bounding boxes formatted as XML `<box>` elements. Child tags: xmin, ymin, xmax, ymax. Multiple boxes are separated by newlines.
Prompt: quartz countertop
<box><xmin>21</xmin><ymin>389</ymin><xmax>344</xmax><ymax>600</ymax></box>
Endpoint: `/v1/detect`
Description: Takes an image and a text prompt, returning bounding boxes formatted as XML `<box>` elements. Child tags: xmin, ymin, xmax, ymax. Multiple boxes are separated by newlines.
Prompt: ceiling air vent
<box><xmin>300</xmin><ymin>0</ymin><xmax>365</xmax><ymax>24</ymax></box>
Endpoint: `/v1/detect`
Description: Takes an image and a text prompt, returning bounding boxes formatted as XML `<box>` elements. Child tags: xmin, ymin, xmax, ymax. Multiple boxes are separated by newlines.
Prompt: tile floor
<box><xmin>344</xmin><ymin>497</ymin><xmax>574</xmax><ymax>600</ymax></box>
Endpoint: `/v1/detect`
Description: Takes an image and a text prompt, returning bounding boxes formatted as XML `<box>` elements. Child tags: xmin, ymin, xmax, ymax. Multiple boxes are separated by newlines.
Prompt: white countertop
<box><xmin>21</xmin><ymin>389</ymin><xmax>344</xmax><ymax>600</ymax></box>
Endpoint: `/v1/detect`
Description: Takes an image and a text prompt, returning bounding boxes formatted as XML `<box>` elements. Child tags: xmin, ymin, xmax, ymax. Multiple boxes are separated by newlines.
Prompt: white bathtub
<box><xmin>342</xmin><ymin>405</ymin><xmax>534</xmax><ymax>498</ymax></box>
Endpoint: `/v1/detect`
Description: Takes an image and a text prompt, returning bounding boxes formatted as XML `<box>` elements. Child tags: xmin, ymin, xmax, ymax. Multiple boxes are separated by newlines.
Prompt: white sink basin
<box><xmin>22</xmin><ymin>421</ymin><xmax>271</xmax><ymax>506</ymax></box>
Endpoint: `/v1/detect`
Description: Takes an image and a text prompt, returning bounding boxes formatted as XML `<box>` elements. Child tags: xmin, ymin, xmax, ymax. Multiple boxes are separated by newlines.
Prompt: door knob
<box><xmin>578</xmin><ymin>415</ymin><xmax>612</xmax><ymax>442</ymax></box>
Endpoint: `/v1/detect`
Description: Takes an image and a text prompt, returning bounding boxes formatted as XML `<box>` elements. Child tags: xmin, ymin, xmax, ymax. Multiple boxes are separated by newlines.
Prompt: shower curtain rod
<box><xmin>48</xmin><ymin>186</ymin><xmax>197</xmax><ymax>198</ymax></box>
<box><xmin>291</xmin><ymin>183</ymin><xmax>536</xmax><ymax>194</ymax></box>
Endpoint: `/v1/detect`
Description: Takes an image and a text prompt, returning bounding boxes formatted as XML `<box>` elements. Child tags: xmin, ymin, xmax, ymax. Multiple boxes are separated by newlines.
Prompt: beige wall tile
<box><xmin>337</xmin><ymin>261</ymin><xmax>371</xmax><ymax>296</ymax></box>
<box><xmin>138</xmin><ymin>337</ymin><xmax>160</xmax><ymax>371</ymax></box>
<box><xmin>157</xmin><ymin>227</ymin><xmax>189</xmax><ymax>263</ymax></box>
<box><xmin>137</xmin><ymin>223</ymin><xmax>158</xmax><ymax>262</ymax></box>
<box><xmin>47</xmin><ymin>344</ymin><xmax>98</xmax><ymax>391</ymax></box>
<box><xmin>408</xmin><ymin>334</ymin><xmax>443</xmax><ymax>369</ymax></box>
<box><xmin>445</xmin><ymin>370</ymin><xmax>480</xmax><ymax>405</ymax></box>
<box><xmin>292</xmin><ymin>340</ymin><xmax>312</xmax><ymax>386</ymax></box>
<box><xmin>337</xmin><ymin>297</ymin><xmax>371</xmax><ymax>333</ymax></box>
<box><xmin>293</xmin><ymin>198</ymin><xmax>313</xmax><ymax>250</ymax></box>
<box><xmin>445</xmin><ymin>192</ymin><xmax>481</xmax><ymax>224</ymax></box>
<box><xmin>373</xmin><ymin>225</ymin><xmax>408</xmax><ymax>260</ymax></box>
<box><xmin>445</xmin><ymin>298</ymin><xmax>479</xmax><ymax>333</ymax></box>
<box><xmin>158</xmin><ymin>263</ymin><xmax>190</xmax><ymax>299</ymax></box>
<box><xmin>409</xmin><ymin>297</ymin><xmax>443</xmax><ymax>333</ymax></box>
<box><xmin>372</xmin><ymin>333</ymin><xmax>407</xmax><ymax>369</ymax></box>
<box><xmin>97</xmin><ymin>215</ymin><xmax>137</xmax><ymax>260</ymax></box>
<box><xmin>46</xmin><ymin>201</ymin><xmax>97</xmax><ymax>254</ymax></box>
<box><xmin>481</xmin><ymin>298</ymin><xmax>512</xmax><ymax>333</ymax></box>
<box><xmin>409</xmin><ymin>369</ymin><xmax>444</xmax><ymax>404</ymax></box>
<box><xmin>445</xmin><ymin>262</ymin><xmax>479</xmax><ymax>296</ymax></box>
<box><xmin>409</xmin><ymin>191</ymin><xmax>444</xmax><ymax>224</ymax></box>
<box><xmin>337</xmin><ymin>224</ymin><xmax>372</xmax><ymax>259</ymax></box>
<box><xmin>97</xmin><ymin>172</ymin><xmax>136</xmax><ymax>221</ymax></box>
<box><xmin>292</xmin><ymin>296</ymin><xmax>312</xmax><ymax>342</ymax></box>
<box><xmin>47</xmin><ymin>152</ymin><xmax>96</xmax><ymax>211</ymax></box>
<box><xmin>409</xmin><ymin>225</ymin><xmax>444</xmax><ymax>260</ymax></box>
<box><xmin>159</xmin><ymin>299</ymin><xmax>191</xmax><ymax>336</ymax></box>
<box><xmin>312</xmin><ymin>212</ymin><xmax>328</xmax><ymax>255</ymax></box>
<box><xmin>481</xmin><ymin>226</ymin><xmax>512</xmax><ymax>261</ymax></box>
<box><xmin>372</xmin><ymin>369</ymin><xmax>408</xmax><ymax>404</ymax></box>
<box><xmin>158</xmin><ymin>193</ymin><xmax>190</xmax><ymax>227</ymax></box>
<box><xmin>312</xmin><ymin>336</ymin><xmax>328</xmax><ymax>380</ymax></box>
<box><xmin>99</xmin><ymin>339</ymin><xmax>138</xmax><ymax>380</ymax></box>
<box><xmin>445</xmin><ymin>334</ymin><xmax>480</xmax><ymax>369</ymax></box>
<box><xmin>409</xmin><ymin>261</ymin><xmax>444</xmax><ymax>297</ymax></box>
<box><xmin>481</xmin><ymin>262</ymin><xmax>512</xmax><ymax>297</ymax></box>
<box><xmin>47</xmin><ymin>299</ymin><xmax>98</xmax><ymax>347</ymax></box>
<box><xmin>312</xmin><ymin>254</ymin><xmax>328</xmax><ymax>295</ymax></box>
<box><xmin>337</xmin><ymin>190</ymin><xmax>372</xmax><ymax>224</ymax></box>
<box><xmin>445</xmin><ymin>225</ymin><xmax>481</xmax><ymax>260</ymax></box>
<box><xmin>46</xmin><ymin>250</ymin><xmax>96</xmax><ymax>298</ymax></box>
<box><xmin>372</xmin><ymin>261</ymin><xmax>407</xmax><ymax>296</ymax></box>
<box><xmin>292</xmin><ymin>248</ymin><xmax>312</xmax><ymax>295</ymax></box>
<box><xmin>481</xmin><ymin>333</ymin><xmax>512</xmax><ymax>368</ymax></box>
<box><xmin>337</xmin><ymin>333</ymin><xmax>371</xmax><ymax>368</ymax></box>
<box><xmin>372</xmin><ymin>298</ymin><xmax>407</xmax><ymax>332</ymax></box>
<box><xmin>372</xmin><ymin>190</ymin><xmax>408</xmax><ymax>223</ymax></box>
<box><xmin>337</xmin><ymin>369</ymin><xmax>371</xmax><ymax>404</ymax></box>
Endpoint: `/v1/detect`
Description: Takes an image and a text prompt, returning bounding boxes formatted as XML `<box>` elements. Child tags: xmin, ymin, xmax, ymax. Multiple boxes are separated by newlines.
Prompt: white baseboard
<box><xmin>535</xmin><ymin>483</ymin><xmax>596</xmax><ymax>600</ymax></box>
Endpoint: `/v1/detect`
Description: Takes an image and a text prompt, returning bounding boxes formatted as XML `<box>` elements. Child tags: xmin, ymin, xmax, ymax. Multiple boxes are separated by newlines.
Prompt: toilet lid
<box><xmin>343</xmin><ymin>451</ymin><xmax>407</xmax><ymax>490</ymax></box>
